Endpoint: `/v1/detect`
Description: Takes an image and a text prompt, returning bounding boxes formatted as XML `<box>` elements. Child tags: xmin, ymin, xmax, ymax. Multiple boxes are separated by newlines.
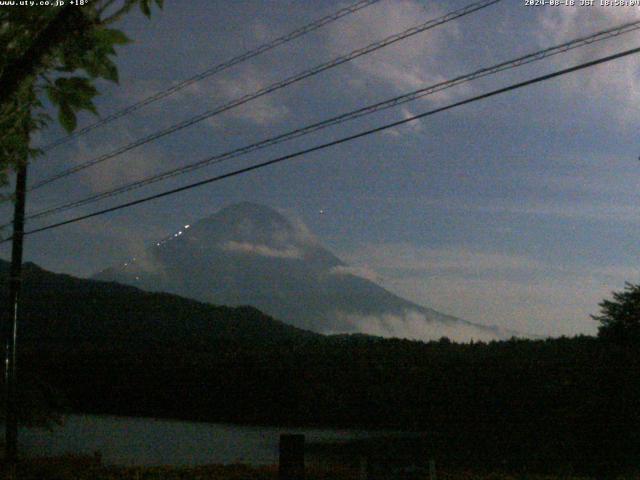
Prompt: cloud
<box><xmin>338</xmin><ymin>241</ymin><xmax>634</xmax><ymax>337</ymax></box>
<box><xmin>341</xmin><ymin>242</ymin><xmax>550</xmax><ymax>277</ymax></box>
<box><xmin>512</xmin><ymin>153</ymin><xmax>640</xmax><ymax>198</ymax></box>
<box><xmin>456</xmin><ymin>198</ymin><xmax>640</xmax><ymax>224</ymax></box>
<box><xmin>111</xmin><ymin>78</ymin><xmax>168</xmax><ymax>115</ymax></box>
<box><xmin>180</xmin><ymin>65</ymin><xmax>290</xmax><ymax>128</ymax></box>
<box><xmin>335</xmin><ymin>309</ymin><xmax>503</xmax><ymax>343</ymax></box>
<box><xmin>383</xmin><ymin>106</ymin><xmax>425</xmax><ymax>137</ymax></box>
<box><xmin>384</xmin><ymin>274</ymin><xmax>605</xmax><ymax>338</ymax></box>
<box><xmin>396</xmin><ymin>192</ymin><xmax>640</xmax><ymax>225</ymax></box>
<box><xmin>323</xmin><ymin>0</ymin><xmax>458</xmax><ymax>95</ymax></box>
<box><xmin>111</xmin><ymin>65</ymin><xmax>289</xmax><ymax>133</ymax></box>
<box><xmin>221</xmin><ymin>240</ymin><xmax>302</xmax><ymax>259</ymax></box>
<box><xmin>214</xmin><ymin>206</ymin><xmax>319</xmax><ymax>260</ymax></box>
<box><xmin>535</xmin><ymin>6</ymin><xmax>640</xmax><ymax>125</ymax></box>
<box><xmin>593</xmin><ymin>265</ymin><xmax>640</xmax><ymax>281</ymax></box>
<box><xmin>26</xmin><ymin>117</ymin><xmax>175</xmax><ymax>216</ymax></box>
<box><xmin>328</xmin><ymin>265</ymin><xmax>379</xmax><ymax>282</ymax></box>
<box><xmin>283</xmin><ymin>210</ymin><xmax>321</xmax><ymax>248</ymax></box>
<box><xmin>27</xmin><ymin>213</ymin><xmax>171</xmax><ymax>279</ymax></box>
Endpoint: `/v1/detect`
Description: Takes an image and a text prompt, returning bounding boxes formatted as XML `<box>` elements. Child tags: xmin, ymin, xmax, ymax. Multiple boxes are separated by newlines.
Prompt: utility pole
<box><xmin>4</xmin><ymin>160</ymin><xmax>27</xmax><ymax>463</ymax></box>
<box><xmin>0</xmin><ymin>10</ymin><xmax>83</xmax><ymax>461</ymax></box>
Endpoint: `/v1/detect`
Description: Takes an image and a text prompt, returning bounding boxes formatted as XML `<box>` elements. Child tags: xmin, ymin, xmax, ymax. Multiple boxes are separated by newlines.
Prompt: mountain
<box><xmin>94</xmin><ymin>202</ymin><xmax>515</xmax><ymax>341</ymax></box>
<box><xmin>0</xmin><ymin>259</ymin><xmax>318</xmax><ymax>352</ymax></box>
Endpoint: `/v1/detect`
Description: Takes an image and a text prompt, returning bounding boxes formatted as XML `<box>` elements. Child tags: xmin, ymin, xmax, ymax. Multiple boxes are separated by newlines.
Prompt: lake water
<box><xmin>19</xmin><ymin>414</ymin><xmax>376</xmax><ymax>466</ymax></box>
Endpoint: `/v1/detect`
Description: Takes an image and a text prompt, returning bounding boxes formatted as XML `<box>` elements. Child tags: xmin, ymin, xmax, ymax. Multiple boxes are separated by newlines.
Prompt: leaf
<box><xmin>59</xmin><ymin>103</ymin><xmax>77</xmax><ymax>133</ymax></box>
<box><xmin>51</xmin><ymin>77</ymin><xmax>99</xmax><ymax>125</ymax></box>
<box><xmin>140</xmin><ymin>0</ymin><xmax>151</xmax><ymax>18</ymax></box>
<box><xmin>45</xmin><ymin>84</ymin><xmax>61</xmax><ymax>106</ymax></box>
<box><xmin>84</xmin><ymin>99</ymin><xmax>98</xmax><ymax>116</ymax></box>
<box><xmin>54</xmin><ymin>65</ymin><xmax>76</xmax><ymax>73</ymax></box>
<box><xmin>54</xmin><ymin>77</ymin><xmax>98</xmax><ymax>108</ymax></box>
<box><xmin>106</xmin><ymin>28</ymin><xmax>130</xmax><ymax>45</ymax></box>
<box><xmin>94</xmin><ymin>27</ymin><xmax>130</xmax><ymax>46</ymax></box>
<box><xmin>101</xmin><ymin>59</ymin><xmax>119</xmax><ymax>84</ymax></box>
<box><xmin>155</xmin><ymin>0</ymin><xmax>164</xmax><ymax>8</ymax></box>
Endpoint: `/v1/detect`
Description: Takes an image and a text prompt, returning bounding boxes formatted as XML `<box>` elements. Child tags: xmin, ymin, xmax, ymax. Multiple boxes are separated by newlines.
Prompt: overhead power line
<box><xmin>40</xmin><ymin>0</ymin><xmax>382</xmax><ymax>152</ymax></box>
<box><xmin>21</xmin><ymin>19</ymin><xmax>640</xmax><ymax>224</ymax></box>
<box><xmin>28</xmin><ymin>0</ymin><xmax>502</xmax><ymax>191</ymax></box>
<box><xmin>7</xmin><ymin>44</ymin><xmax>640</xmax><ymax>243</ymax></box>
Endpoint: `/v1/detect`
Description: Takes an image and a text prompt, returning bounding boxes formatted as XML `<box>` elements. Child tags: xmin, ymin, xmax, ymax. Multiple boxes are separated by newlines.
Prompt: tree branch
<box><xmin>102</xmin><ymin>0</ymin><xmax>139</xmax><ymax>25</ymax></box>
<box><xmin>96</xmin><ymin>0</ymin><xmax>119</xmax><ymax>18</ymax></box>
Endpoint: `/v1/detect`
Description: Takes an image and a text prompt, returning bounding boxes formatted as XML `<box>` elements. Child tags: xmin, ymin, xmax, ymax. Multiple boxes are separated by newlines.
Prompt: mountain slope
<box><xmin>0</xmin><ymin>260</ymin><xmax>318</xmax><ymax>352</ymax></box>
<box><xmin>94</xmin><ymin>203</ymin><xmax>515</xmax><ymax>341</ymax></box>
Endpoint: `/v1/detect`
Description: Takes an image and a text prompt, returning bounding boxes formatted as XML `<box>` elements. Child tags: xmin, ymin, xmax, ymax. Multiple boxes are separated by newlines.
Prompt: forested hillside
<box><xmin>2</xmin><ymin>261</ymin><xmax>639</xmax><ymax>476</ymax></box>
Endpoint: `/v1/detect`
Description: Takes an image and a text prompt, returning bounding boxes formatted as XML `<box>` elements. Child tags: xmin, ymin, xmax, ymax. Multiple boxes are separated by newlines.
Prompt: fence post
<box><xmin>279</xmin><ymin>434</ymin><xmax>305</xmax><ymax>480</ymax></box>
<box><xmin>429</xmin><ymin>458</ymin><xmax>437</xmax><ymax>480</ymax></box>
<box><xmin>358</xmin><ymin>455</ymin><xmax>368</xmax><ymax>480</ymax></box>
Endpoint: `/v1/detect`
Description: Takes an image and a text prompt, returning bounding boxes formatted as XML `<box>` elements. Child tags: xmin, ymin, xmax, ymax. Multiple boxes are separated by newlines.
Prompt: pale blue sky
<box><xmin>2</xmin><ymin>0</ymin><xmax>640</xmax><ymax>337</ymax></box>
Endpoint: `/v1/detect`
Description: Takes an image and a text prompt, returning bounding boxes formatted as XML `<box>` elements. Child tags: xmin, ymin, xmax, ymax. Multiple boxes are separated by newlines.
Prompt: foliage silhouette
<box><xmin>592</xmin><ymin>282</ymin><xmax>640</xmax><ymax>344</ymax></box>
<box><xmin>0</xmin><ymin>0</ymin><xmax>163</xmax><ymax>189</ymax></box>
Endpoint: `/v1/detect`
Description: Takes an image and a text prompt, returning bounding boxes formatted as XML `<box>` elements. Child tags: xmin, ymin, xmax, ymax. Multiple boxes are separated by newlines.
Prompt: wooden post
<box><xmin>4</xmin><ymin>162</ymin><xmax>27</xmax><ymax>463</ymax></box>
<box><xmin>279</xmin><ymin>434</ymin><xmax>305</xmax><ymax>480</ymax></box>
<box><xmin>358</xmin><ymin>455</ymin><xmax>368</xmax><ymax>480</ymax></box>
<box><xmin>429</xmin><ymin>458</ymin><xmax>437</xmax><ymax>480</ymax></box>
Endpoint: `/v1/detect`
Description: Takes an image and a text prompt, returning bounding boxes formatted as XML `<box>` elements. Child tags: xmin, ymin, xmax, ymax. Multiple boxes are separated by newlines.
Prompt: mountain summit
<box><xmin>94</xmin><ymin>203</ymin><xmax>514</xmax><ymax>341</ymax></box>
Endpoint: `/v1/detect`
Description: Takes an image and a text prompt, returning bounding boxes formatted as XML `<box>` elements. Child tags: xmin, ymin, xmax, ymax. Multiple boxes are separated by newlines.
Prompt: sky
<box><xmin>2</xmin><ymin>0</ymin><xmax>640</xmax><ymax>338</ymax></box>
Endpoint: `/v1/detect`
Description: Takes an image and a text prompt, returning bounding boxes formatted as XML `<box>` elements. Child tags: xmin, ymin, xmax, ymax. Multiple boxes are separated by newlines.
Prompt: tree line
<box><xmin>3</xmin><ymin>261</ymin><xmax>640</xmax><ymax>477</ymax></box>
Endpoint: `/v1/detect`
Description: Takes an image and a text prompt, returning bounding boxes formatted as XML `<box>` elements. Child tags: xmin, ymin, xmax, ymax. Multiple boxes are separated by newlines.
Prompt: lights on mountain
<box><xmin>121</xmin><ymin>256</ymin><xmax>141</xmax><ymax>268</ymax></box>
<box><xmin>153</xmin><ymin>224</ymin><xmax>191</xmax><ymax>247</ymax></box>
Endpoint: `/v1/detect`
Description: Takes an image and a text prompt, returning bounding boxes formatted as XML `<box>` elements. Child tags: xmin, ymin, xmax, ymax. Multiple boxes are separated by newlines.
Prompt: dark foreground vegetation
<box><xmin>1</xmin><ymin>456</ymin><xmax>276</xmax><ymax>480</ymax></box>
<box><xmin>1</xmin><ymin>261</ymin><xmax>639</xmax><ymax>477</ymax></box>
<box><xmin>0</xmin><ymin>454</ymin><xmax>617</xmax><ymax>480</ymax></box>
